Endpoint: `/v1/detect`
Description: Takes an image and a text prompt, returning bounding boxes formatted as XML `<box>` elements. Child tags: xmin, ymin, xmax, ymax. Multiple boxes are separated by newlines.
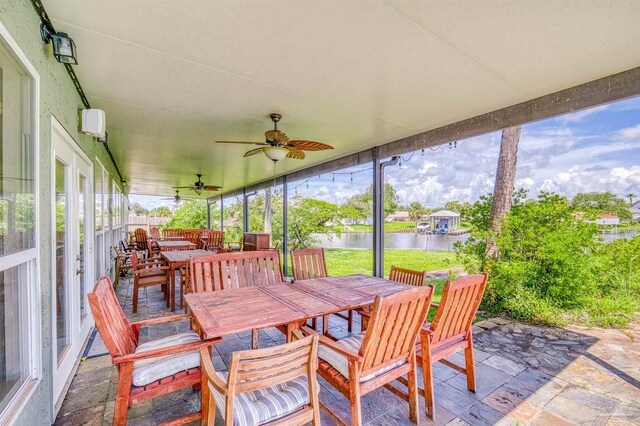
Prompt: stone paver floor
<box><xmin>55</xmin><ymin>275</ymin><xmax>640</xmax><ymax>425</ymax></box>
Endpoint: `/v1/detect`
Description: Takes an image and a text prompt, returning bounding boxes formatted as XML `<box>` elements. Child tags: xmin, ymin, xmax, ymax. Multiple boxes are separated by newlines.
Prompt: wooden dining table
<box><xmin>184</xmin><ymin>274</ymin><xmax>411</xmax><ymax>340</ymax></box>
<box><xmin>161</xmin><ymin>249</ymin><xmax>209</xmax><ymax>311</ymax></box>
<box><xmin>157</xmin><ymin>240</ymin><xmax>196</xmax><ymax>251</ymax></box>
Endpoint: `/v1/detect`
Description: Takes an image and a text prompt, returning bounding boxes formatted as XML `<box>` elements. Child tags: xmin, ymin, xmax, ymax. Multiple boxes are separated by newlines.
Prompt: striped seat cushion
<box><xmin>132</xmin><ymin>331</ymin><xmax>201</xmax><ymax>386</ymax></box>
<box><xmin>318</xmin><ymin>332</ymin><xmax>405</xmax><ymax>382</ymax></box>
<box><xmin>210</xmin><ymin>372</ymin><xmax>310</xmax><ymax>426</ymax></box>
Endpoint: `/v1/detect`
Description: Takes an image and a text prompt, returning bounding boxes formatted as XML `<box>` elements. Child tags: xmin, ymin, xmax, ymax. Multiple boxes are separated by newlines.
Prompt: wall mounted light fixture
<box><xmin>41</xmin><ymin>23</ymin><xmax>78</xmax><ymax>64</ymax></box>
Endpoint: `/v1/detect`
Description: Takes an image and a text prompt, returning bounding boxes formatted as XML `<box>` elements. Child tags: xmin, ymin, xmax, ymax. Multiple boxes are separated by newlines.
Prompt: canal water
<box><xmin>317</xmin><ymin>230</ymin><xmax>637</xmax><ymax>252</ymax></box>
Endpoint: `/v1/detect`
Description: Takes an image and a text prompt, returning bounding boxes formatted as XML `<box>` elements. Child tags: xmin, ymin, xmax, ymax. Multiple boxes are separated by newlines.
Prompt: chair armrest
<box><xmin>134</xmin><ymin>266</ymin><xmax>169</xmax><ymax>276</ymax></box>
<box><xmin>199</xmin><ymin>347</ymin><xmax>228</xmax><ymax>395</ymax></box>
<box><xmin>113</xmin><ymin>338</ymin><xmax>218</xmax><ymax>364</ymax></box>
<box><xmin>130</xmin><ymin>313</ymin><xmax>192</xmax><ymax>329</ymax></box>
<box><xmin>300</xmin><ymin>326</ymin><xmax>363</xmax><ymax>362</ymax></box>
<box><xmin>138</xmin><ymin>258</ymin><xmax>166</xmax><ymax>266</ymax></box>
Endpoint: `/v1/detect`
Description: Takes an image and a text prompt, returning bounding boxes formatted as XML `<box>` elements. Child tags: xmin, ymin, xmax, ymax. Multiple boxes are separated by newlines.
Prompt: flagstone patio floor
<box><xmin>54</xmin><ymin>275</ymin><xmax>640</xmax><ymax>425</ymax></box>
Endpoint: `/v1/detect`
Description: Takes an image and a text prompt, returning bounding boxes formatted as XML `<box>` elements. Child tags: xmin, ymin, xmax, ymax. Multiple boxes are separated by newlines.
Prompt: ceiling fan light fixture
<box><xmin>193</xmin><ymin>188</ymin><xmax>203</xmax><ymax>195</ymax></box>
<box><xmin>263</xmin><ymin>146</ymin><xmax>289</xmax><ymax>162</ymax></box>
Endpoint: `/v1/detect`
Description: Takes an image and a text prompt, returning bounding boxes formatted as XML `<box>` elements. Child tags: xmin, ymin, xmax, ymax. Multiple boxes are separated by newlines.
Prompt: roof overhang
<box><xmin>43</xmin><ymin>1</ymin><xmax>640</xmax><ymax>198</ymax></box>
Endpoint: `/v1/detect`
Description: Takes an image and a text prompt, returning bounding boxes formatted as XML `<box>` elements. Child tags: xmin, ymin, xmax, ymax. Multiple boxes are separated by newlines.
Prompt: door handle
<box><xmin>76</xmin><ymin>268</ymin><xmax>84</xmax><ymax>276</ymax></box>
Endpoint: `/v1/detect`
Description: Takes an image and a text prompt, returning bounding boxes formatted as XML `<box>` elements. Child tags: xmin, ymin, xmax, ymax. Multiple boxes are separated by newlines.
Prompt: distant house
<box><xmin>595</xmin><ymin>212</ymin><xmax>620</xmax><ymax>226</ymax></box>
<box><xmin>573</xmin><ymin>211</ymin><xmax>620</xmax><ymax>226</ymax></box>
<box><xmin>631</xmin><ymin>207</ymin><xmax>640</xmax><ymax>222</ymax></box>
<box><xmin>386</xmin><ymin>211</ymin><xmax>411</xmax><ymax>222</ymax></box>
<box><xmin>429</xmin><ymin>210</ymin><xmax>461</xmax><ymax>234</ymax></box>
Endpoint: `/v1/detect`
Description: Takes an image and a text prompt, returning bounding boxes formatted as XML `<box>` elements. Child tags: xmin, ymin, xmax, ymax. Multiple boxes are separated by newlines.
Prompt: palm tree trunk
<box><xmin>264</xmin><ymin>188</ymin><xmax>272</xmax><ymax>234</ymax></box>
<box><xmin>485</xmin><ymin>126</ymin><xmax>521</xmax><ymax>260</ymax></box>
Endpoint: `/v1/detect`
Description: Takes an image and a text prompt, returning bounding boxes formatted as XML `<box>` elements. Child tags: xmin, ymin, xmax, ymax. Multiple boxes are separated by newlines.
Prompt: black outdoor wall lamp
<box><xmin>41</xmin><ymin>23</ymin><xmax>78</xmax><ymax>64</ymax></box>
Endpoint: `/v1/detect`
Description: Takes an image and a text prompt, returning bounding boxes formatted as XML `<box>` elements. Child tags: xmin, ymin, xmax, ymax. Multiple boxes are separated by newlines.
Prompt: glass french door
<box><xmin>52</xmin><ymin>120</ymin><xmax>94</xmax><ymax>404</ymax></box>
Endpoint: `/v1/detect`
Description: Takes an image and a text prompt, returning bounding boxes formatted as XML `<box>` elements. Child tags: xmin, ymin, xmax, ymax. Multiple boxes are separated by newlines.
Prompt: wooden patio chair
<box><xmin>290</xmin><ymin>248</ymin><xmax>355</xmax><ymax>334</ymax></box>
<box><xmin>134</xmin><ymin>228</ymin><xmax>148</xmax><ymax>251</ymax></box>
<box><xmin>113</xmin><ymin>245</ymin><xmax>135</xmax><ymax>287</ymax></box>
<box><xmin>413</xmin><ymin>274</ymin><xmax>487</xmax><ymax>420</ymax></box>
<box><xmin>301</xmin><ymin>285</ymin><xmax>434</xmax><ymax>425</ymax></box>
<box><xmin>88</xmin><ymin>277</ymin><xmax>218</xmax><ymax>426</ymax></box>
<box><xmin>188</xmin><ymin>250</ymin><xmax>287</xmax><ymax>349</ymax></box>
<box><xmin>163</xmin><ymin>228</ymin><xmax>184</xmax><ymax>238</ymax></box>
<box><xmin>359</xmin><ymin>265</ymin><xmax>429</xmax><ymax>331</ymax></box>
<box><xmin>199</xmin><ymin>333</ymin><xmax>321</xmax><ymax>426</ymax></box>
<box><xmin>146</xmin><ymin>240</ymin><xmax>161</xmax><ymax>258</ymax></box>
<box><xmin>204</xmin><ymin>230</ymin><xmax>225</xmax><ymax>251</ymax></box>
<box><xmin>149</xmin><ymin>226</ymin><xmax>160</xmax><ymax>240</ymax></box>
<box><xmin>226</xmin><ymin>233</ymin><xmax>244</xmax><ymax>251</ymax></box>
<box><xmin>184</xmin><ymin>229</ymin><xmax>201</xmax><ymax>246</ymax></box>
<box><xmin>130</xmin><ymin>251</ymin><xmax>170</xmax><ymax>314</ymax></box>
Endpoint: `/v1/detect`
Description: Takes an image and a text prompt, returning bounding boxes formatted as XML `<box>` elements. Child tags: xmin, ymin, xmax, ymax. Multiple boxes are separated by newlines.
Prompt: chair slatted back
<box><xmin>430</xmin><ymin>274</ymin><xmax>487</xmax><ymax>344</ymax></box>
<box><xmin>163</xmin><ymin>228</ymin><xmax>184</xmax><ymax>238</ymax></box>
<box><xmin>149</xmin><ymin>227</ymin><xmax>160</xmax><ymax>239</ymax></box>
<box><xmin>190</xmin><ymin>251</ymin><xmax>284</xmax><ymax>292</ymax></box>
<box><xmin>389</xmin><ymin>266</ymin><xmax>427</xmax><ymax>287</ymax></box>
<box><xmin>359</xmin><ymin>286</ymin><xmax>433</xmax><ymax>377</ymax></box>
<box><xmin>206</xmin><ymin>231</ymin><xmax>225</xmax><ymax>250</ymax></box>
<box><xmin>189</xmin><ymin>254</ymin><xmax>223</xmax><ymax>292</ymax></box>
<box><xmin>184</xmin><ymin>230</ymin><xmax>201</xmax><ymax>245</ymax></box>
<box><xmin>229</xmin><ymin>334</ymin><xmax>318</xmax><ymax>393</ymax></box>
<box><xmin>88</xmin><ymin>277</ymin><xmax>137</xmax><ymax>357</ymax></box>
<box><xmin>290</xmin><ymin>248</ymin><xmax>328</xmax><ymax>281</ymax></box>
<box><xmin>134</xmin><ymin>228</ymin><xmax>148</xmax><ymax>249</ymax></box>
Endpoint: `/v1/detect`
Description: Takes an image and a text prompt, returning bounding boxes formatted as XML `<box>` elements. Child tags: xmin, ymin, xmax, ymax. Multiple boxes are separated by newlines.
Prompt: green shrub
<box><xmin>457</xmin><ymin>190</ymin><xmax>640</xmax><ymax>328</ymax></box>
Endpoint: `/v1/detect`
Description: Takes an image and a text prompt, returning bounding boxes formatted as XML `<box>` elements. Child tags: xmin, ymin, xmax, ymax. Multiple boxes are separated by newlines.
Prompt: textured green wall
<box><xmin>0</xmin><ymin>1</ymin><xmax>123</xmax><ymax>424</ymax></box>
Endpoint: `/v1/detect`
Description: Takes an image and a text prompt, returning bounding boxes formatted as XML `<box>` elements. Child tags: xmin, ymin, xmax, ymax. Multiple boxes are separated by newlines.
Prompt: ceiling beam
<box><xmin>213</xmin><ymin>65</ymin><xmax>640</xmax><ymax>199</ymax></box>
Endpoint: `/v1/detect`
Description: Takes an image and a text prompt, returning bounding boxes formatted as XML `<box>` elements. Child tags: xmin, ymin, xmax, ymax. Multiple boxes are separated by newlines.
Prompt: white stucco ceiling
<box><xmin>44</xmin><ymin>0</ymin><xmax>640</xmax><ymax>198</ymax></box>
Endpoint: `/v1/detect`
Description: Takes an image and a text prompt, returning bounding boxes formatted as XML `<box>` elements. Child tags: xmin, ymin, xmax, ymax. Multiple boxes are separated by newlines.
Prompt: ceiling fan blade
<box><xmin>244</xmin><ymin>147</ymin><xmax>265</xmax><ymax>157</ymax></box>
<box><xmin>216</xmin><ymin>140</ymin><xmax>268</xmax><ymax>145</ymax></box>
<box><xmin>202</xmin><ymin>186</ymin><xmax>222</xmax><ymax>191</ymax></box>
<box><xmin>285</xmin><ymin>147</ymin><xmax>305</xmax><ymax>160</ymax></box>
<box><xmin>265</xmin><ymin>130</ymin><xmax>289</xmax><ymax>143</ymax></box>
<box><xmin>286</xmin><ymin>140</ymin><xmax>334</xmax><ymax>151</ymax></box>
<box><xmin>173</xmin><ymin>186</ymin><xmax>195</xmax><ymax>189</ymax></box>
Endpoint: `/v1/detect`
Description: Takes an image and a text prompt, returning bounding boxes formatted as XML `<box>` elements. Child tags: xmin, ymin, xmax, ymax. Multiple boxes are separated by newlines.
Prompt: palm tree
<box><xmin>486</xmin><ymin>126</ymin><xmax>521</xmax><ymax>259</ymax></box>
<box><xmin>628</xmin><ymin>193</ymin><xmax>636</xmax><ymax>206</ymax></box>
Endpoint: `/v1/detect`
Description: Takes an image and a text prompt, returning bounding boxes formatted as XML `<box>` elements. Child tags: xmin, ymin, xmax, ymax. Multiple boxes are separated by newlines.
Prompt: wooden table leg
<box><xmin>286</xmin><ymin>320</ymin><xmax>304</xmax><ymax>343</ymax></box>
<box><xmin>170</xmin><ymin>264</ymin><xmax>176</xmax><ymax>311</ymax></box>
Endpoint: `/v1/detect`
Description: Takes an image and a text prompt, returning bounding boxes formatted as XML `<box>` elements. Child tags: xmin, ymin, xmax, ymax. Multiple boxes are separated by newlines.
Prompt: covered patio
<box><xmin>55</xmin><ymin>276</ymin><xmax>640</xmax><ymax>425</ymax></box>
<box><xmin>1</xmin><ymin>1</ymin><xmax>639</xmax><ymax>425</ymax></box>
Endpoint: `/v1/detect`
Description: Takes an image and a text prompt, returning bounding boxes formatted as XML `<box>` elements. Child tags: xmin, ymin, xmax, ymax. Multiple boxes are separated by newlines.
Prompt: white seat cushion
<box><xmin>132</xmin><ymin>331</ymin><xmax>201</xmax><ymax>387</ymax></box>
<box><xmin>317</xmin><ymin>332</ymin><xmax>405</xmax><ymax>382</ymax></box>
<box><xmin>210</xmin><ymin>372</ymin><xmax>310</xmax><ymax>426</ymax></box>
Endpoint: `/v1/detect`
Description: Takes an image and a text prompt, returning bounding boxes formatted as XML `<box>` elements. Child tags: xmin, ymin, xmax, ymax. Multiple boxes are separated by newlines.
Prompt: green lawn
<box><xmin>321</xmin><ymin>249</ymin><xmax>469</xmax><ymax>322</ymax></box>
<box><xmin>346</xmin><ymin>222</ymin><xmax>417</xmax><ymax>232</ymax></box>
<box><xmin>324</xmin><ymin>248</ymin><xmax>460</xmax><ymax>277</ymax></box>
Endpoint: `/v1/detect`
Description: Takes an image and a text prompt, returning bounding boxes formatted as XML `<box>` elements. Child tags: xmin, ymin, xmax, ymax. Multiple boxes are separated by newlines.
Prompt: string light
<box><xmin>350</xmin><ymin>173</ymin><xmax>353</xmax><ymax>182</ymax></box>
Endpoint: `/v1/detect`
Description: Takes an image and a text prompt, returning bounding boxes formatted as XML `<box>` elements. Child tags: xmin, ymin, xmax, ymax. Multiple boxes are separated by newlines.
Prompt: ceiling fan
<box><xmin>215</xmin><ymin>113</ymin><xmax>334</xmax><ymax>162</ymax></box>
<box><xmin>162</xmin><ymin>190</ymin><xmax>192</xmax><ymax>204</ymax></box>
<box><xmin>172</xmin><ymin>174</ymin><xmax>221</xmax><ymax>195</ymax></box>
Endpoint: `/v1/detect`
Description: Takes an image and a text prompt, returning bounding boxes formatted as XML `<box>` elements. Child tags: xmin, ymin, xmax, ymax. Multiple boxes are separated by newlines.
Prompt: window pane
<box><xmin>0</xmin><ymin>41</ymin><xmax>35</xmax><ymax>256</ymax></box>
<box><xmin>0</xmin><ymin>263</ymin><xmax>31</xmax><ymax>413</ymax></box>
<box><xmin>287</xmin><ymin>165</ymin><xmax>373</xmax><ymax>276</ymax></box>
<box><xmin>55</xmin><ymin>159</ymin><xmax>69</xmax><ymax>362</ymax></box>
<box><xmin>78</xmin><ymin>174</ymin><xmax>87</xmax><ymax>320</ymax></box>
<box><xmin>95</xmin><ymin>168</ymin><xmax>102</xmax><ymax>231</ymax></box>
<box><xmin>247</xmin><ymin>185</ymin><xmax>283</xmax><ymax>253</ymax></box>
<box><xmin>222</xmin><ymin>195</ymin><xmax>243</xmax><ymax>247</ymax></box>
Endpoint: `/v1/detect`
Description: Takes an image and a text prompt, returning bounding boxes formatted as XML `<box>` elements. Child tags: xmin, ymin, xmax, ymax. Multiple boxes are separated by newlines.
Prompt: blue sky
<box><xmin>131</xmin><ymin>96</ymin><xmax>640</xmax><ymax>210</ymax></box>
